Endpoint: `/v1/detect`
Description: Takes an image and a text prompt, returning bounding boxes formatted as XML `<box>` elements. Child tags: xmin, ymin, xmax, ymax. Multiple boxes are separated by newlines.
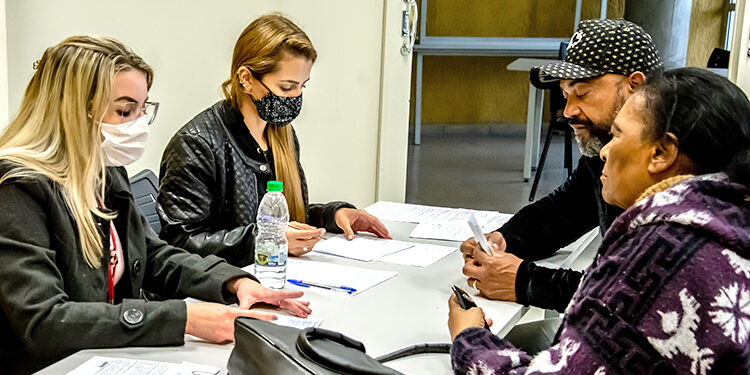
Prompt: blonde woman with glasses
<box><xmin>0</xmin><ymin>36</ymin><xmax>310</xmax><ymax>375</ymax></box>
<box><xmin>157</xmin><ymin>14</ymin><xmax>391</xmax><ymax>267</ymax></box>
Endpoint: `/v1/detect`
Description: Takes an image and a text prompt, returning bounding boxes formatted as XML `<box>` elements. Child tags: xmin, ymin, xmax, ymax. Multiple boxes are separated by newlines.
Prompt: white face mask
<box><xmin>100</xmin><ymin>115</ymin><xmax>149</xmax><ymax>166</ymax></box>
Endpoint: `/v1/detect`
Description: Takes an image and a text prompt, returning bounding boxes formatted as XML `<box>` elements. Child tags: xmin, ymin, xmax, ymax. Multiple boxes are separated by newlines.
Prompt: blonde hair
<box><xmin>0</xmin><ymin>35</ymin><xmax>153</xmax><ymax>268</ymax></box>
<box><xmin>222</xmin><ymin>14</ymin><xmax>317</xmax><ymax>223</ymax></box>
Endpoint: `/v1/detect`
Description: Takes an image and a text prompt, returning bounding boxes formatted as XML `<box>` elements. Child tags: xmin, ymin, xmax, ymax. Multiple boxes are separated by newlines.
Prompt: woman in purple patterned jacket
<box><xmin>449</xmin><ymin>67</ymin><xmax>750</xmax><ymax>374</ymax></box>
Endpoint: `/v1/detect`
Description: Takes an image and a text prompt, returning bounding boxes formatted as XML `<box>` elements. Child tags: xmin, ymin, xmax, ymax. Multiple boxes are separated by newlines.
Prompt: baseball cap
<box><xmin>530</xmin><ymin>19</ymin><xmax>663</xmax><ymax>89</ymax></box>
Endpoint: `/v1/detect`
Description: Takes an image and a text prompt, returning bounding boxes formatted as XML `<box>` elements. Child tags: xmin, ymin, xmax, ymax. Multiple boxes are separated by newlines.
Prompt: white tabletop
<box><xmin>37</xmin><ymin>220</ymin><xmax>597</xmax><ymax>375</ymax></box>
<box><xmin>506</xmin><ymin>58</ymin><xmax>561</xmax><ymax>72</ymax></box>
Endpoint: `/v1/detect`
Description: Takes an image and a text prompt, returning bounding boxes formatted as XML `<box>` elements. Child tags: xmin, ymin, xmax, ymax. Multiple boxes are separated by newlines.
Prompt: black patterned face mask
<box><xmin>251</xmin><ymin>79</ymin><xmax>302</xmax><ymax>127</ymax></box>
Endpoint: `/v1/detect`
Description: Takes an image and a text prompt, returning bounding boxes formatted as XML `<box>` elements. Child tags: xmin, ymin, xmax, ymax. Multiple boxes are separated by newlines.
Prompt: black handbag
<box><xmin>228</xmin><ymin>317</ymin><xmax>450</xmax><ymax>374</ymax></box>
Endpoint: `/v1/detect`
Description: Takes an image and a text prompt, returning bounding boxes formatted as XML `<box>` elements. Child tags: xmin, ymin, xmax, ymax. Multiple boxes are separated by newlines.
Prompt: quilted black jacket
<box><xmin>501</xmin><ymin>156</ymin><xmax>623</xmax><ymax>312</ymax></box>
<box><xmin>157</xmin><ymin>101</ymin><xmax>353</xmax><ymax>267</ymax></box>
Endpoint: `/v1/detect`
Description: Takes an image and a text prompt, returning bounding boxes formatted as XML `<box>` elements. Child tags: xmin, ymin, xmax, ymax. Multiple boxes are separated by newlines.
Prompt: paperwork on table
<box><xmin>272</xmin><ymin>315</ymin><xmax>323</xmax><ymax>329</ymax></box>
<box><xmin>282</xmin><ymin>258</ymin><xmax>397</xmax><ymax>296</ymax></box>
<box><xmin>365</xmin><ymin>201</ymin><xmax>513</xmax><ymax>241</ymax></box>
<box><xmin>312</xmin><ymin>234</ymin><xmax>456</xmax><ymax>267</ymax></box>
<box><xmin>66</xmin><ymin>356</ymin><xmax>220</xmax><ymax>375</ymax></box>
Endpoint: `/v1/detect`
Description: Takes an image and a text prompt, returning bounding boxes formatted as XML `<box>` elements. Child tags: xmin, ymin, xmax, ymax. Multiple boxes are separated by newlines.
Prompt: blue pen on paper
<box><xmin>287</xmin><ymin>279</ymin><xmax>357</xmax><ymax>294</ymax></box>
<box><xmin>467</xmin><ymin>214</ymin><xmax>494</xmax><ymax>256</ymax></box>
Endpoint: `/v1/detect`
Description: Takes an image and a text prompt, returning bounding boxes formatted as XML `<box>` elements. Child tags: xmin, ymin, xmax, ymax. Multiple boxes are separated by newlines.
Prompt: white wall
<box><xmin>0</xmin><ymin>0</ymin><xmax>8</xmax><ymax>128</ymax></box>
<box><xmin>5</xmin><ymin>0</ymin><xmax>409</xmax><ymax>208</ymax></box>
<box><xmin>729</xmin><ymin>0</ymin><xmax>750</xmax><ymax>94</ymax></box>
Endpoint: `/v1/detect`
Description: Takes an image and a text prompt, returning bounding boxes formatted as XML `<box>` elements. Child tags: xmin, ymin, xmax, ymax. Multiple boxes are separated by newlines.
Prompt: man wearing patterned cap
<box><xmin>461</xmin><ymin>18</ymin><xmax>663</xmax><ymax>352</ymax></box>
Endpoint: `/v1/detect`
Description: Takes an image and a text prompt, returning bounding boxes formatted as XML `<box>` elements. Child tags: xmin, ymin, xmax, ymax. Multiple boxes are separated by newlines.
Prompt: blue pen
<box><xmin>287</xmin><ymin>279</ymin><xmax>357</xmax><ymax>294</ymax></box>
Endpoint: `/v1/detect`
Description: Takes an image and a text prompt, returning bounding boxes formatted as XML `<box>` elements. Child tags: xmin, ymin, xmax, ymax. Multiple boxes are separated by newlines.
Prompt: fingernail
<box><xmin>348</xmin><ymin>235</ymin><xmax>353</xmax><ymax>240</ymax></box>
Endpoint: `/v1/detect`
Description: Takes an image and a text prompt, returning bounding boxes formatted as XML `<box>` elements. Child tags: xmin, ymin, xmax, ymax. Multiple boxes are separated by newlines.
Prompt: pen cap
<box><xmin>267</xmin><ymin>180</ymin><xmax>283</xmax><ymax>192</ymax></box>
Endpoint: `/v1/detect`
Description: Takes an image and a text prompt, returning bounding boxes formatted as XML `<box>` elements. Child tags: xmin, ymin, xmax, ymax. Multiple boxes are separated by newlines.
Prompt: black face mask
<box><xmin>251</xmin><ymin>79</ymin><xmax>302</xmax><ymax>127</ymax></box>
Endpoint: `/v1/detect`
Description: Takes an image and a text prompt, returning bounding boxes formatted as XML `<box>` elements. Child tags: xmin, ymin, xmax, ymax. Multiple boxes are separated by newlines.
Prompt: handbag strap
<box><xmin>374</xmin><ymin>343</ymin><xmax>452</xmax><ymax>363</ymax></box>
<box><xmin>296</xmin><ymin>327</ymin><xmax>367</xmax><ymax>360</ymax></box>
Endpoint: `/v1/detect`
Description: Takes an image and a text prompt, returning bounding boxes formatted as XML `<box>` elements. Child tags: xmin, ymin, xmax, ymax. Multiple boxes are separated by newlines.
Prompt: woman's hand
<box><xmin>448</xmin><ymin>294</ymin><xmax>493</xmax><ymax>340</ymax></box>
<box><xmin>334</xmin><ymin>208</ymin><xmax>391</xmax><ymax>240</ymax></box>
<box><xmin>185</xmin><ymin>302</ymin><xmax>276</xmax><ymax>343</ymax></box>
<box><xmin>229</xmin><ymin>278</ymin><xmax>312</xmax><ymax>317</ymax></box>
<box><xmin>286</xmin><ymin>221</ymin><xmax>325</xmax><ymax>256</ymax></box>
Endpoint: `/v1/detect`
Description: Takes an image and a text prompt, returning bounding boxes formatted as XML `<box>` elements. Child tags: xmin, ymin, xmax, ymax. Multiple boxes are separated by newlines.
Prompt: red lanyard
<box><xmin>107</xmin><ymin>222</ymin><xmax>118</xmax><ymax>304</ymax></box>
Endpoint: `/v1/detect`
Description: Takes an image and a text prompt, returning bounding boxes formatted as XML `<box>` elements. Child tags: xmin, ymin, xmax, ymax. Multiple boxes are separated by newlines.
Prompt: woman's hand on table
<box><xmin>447</xmin><ymin>294</ymin><xmax>493</xmax><ymax>340</ymax></box>
<box><xmin>229</xmin><ymin>278</ymin><xmax>311</xmax><ymax>317</ymax></box>
<box><xmin>286</xmin><ymin>221</ymin><xmax>325</xmax><ymax>256</ymax></box>
<box><xmin>334</xmin><ymin>208</ymin><xmax>391</xmax><ymax>240</ymax></box>
<box><xmin>185</xmin><ymin>302</ymin><xmax>276</xmax><ymax>343</ymax></box>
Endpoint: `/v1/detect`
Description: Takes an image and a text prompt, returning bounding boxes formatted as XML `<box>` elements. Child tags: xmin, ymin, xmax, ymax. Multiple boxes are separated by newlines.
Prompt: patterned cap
<box><xmin>531</xmin><ymin>19</ymin><xmax>663</xmax><ymax>89</ymax></box>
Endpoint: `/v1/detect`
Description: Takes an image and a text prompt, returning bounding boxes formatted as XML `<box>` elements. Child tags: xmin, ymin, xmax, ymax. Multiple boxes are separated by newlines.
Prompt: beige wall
<box><xmin>410</xmin><ymin>0</ymin><xmax>626</xmax><ymax>126</ymax></box>
<box><xmin>729</xmin><ymin>0</ymin><xmax>750</xmax><ymax>92</ymax></box>
<box><xmin>5</xmin><ymin>0</ymin><xmax>408</xmax><ymax>207</ymax></box>
<box><xmin>686</xmin><ymin>0</ymin><xmax>727</xmax><ymax>67</ymax></box>
<box><xmin>0</xmin><ymin>0</ymin><xmax>8</xmax><ymax>128</ymax></box>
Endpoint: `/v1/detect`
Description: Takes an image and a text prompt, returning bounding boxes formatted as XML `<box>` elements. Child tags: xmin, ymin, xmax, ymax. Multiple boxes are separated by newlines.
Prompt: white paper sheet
<box><xmin>376</xmin><ymin>243</ymin><xmax>456</xmax><ymax>267</ymax></box>
<box><xmin>272</xmin><ymin>315</ymin><xmax>323</xmax><ymax>329</ymax></box>
<box><xmin>284</xmin><ymin>258</ymin><xmax>397</xmax><ymax>296</ymax></box>
<box><xmin>312</xmin><ymin>234</ymin><xmax>414</xmax><ymax>261</ymax></box>
<box><xmin>408</xmin><ymin>213</ymin><xmax>514</xmax><ymax>242</ymax></box>
<box><xmin>66</xmin><ymin>356</ymin><xmax>220</xmax><ymax>375</ymax></box>
<box><xmin>365</xmin><ymin>201</ymin><xmax>510</xmax><ymax>225</ymax></box>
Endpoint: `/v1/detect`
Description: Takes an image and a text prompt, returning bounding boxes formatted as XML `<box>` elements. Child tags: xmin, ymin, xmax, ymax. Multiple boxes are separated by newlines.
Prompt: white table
<box><xmin>37</xmin><ymin>221</ymin><xmax>597</xmax><ymax>375</ymax></box>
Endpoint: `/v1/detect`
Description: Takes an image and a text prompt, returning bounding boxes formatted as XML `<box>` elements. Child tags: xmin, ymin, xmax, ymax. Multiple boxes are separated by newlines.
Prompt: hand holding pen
<box><xmin>286</xmin><ymin>221</ymin><xmax>325</xmax><ymax>256</ymax></box>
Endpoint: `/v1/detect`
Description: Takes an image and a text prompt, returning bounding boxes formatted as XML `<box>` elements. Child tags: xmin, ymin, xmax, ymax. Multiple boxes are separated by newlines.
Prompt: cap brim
<box><xmin>530</xmin><ymin>61</ymin><xmax>606</xmax><ymax>89</ymax></box>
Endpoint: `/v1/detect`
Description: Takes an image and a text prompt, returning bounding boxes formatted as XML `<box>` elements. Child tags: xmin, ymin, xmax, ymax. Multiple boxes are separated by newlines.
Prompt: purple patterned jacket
<box><xmin>451</xmin><ymin>173</ymin><xmax>750</xmax><ymax>374</ymax></box>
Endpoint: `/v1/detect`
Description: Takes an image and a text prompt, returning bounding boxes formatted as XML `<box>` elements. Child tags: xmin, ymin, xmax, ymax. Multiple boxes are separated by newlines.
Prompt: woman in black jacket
<box><xmin>0</xmin><ymin>36</ymin><xmax>310</xmax><ymax>375</ymax></box>
<box><xmin>158</xmin><ymin>14</ymin><xmax>391</xmax><ymax>267</ymax></box>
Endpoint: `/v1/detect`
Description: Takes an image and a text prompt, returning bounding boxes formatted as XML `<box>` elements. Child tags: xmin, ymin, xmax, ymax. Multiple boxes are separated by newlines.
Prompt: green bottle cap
<box><xmin>267</xmin><ymin>180</ymin><xmax>283</xmax><ymax>192</ymax></box>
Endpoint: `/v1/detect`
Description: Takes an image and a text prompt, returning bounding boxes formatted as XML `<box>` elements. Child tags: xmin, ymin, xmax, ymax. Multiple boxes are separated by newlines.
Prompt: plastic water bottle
<box><xmin>254</xmin><ymin>180</ymin><xmax>289</xmax><ymax>289</ymax></box>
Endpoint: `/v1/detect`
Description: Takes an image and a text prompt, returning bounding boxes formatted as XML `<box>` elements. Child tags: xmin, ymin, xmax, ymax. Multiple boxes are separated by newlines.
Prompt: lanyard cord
<box><xmin>107</xmin><ymin>221</ymin><xmax>118</xmax><ymax>304</ymax></box>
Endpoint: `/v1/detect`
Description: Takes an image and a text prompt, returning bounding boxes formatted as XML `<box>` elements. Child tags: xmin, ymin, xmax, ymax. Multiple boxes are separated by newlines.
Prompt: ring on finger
<box><xmin>303</xmin><ymin>247</ymin><xmax>308</xmax><ymax>251</ymax></box>
<box><xmin>472</xmin><ymin>279</ymin><xmax>478</xmax><ymax>289</ymax></box>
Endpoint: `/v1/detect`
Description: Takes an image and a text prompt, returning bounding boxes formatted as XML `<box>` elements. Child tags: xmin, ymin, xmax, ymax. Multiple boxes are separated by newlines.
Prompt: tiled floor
<box><xmin>406</xmin><ymin>124</ymin><xmax>580</xmax><ymax>213</ymax></box>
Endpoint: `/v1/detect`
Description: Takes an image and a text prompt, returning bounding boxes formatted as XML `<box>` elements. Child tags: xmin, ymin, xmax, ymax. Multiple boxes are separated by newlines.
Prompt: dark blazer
<box><xmin>0</xmin><ymin>164</ymin><xmax>249</xmax><ymax>375</ymax></box>
<box><xmin>500</xmin><ymin>156</ymin><xmax>624</xmax><ymax>312</ymax></box>
<box><xmin>157</xmin><ymin>101</ymin><xmax>352</xmax><ymax>267</ymax></box>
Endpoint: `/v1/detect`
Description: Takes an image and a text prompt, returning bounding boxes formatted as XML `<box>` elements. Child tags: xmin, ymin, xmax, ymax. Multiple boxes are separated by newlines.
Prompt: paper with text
<box><xmin>66</xmin><ymin>356</ymin><xmax>220</xmax><ymax>375</ymax></box>
<box><xmin>273</xmin><ymin>315</ymin><xmax>323</xmax><ymax>329</ymax></box>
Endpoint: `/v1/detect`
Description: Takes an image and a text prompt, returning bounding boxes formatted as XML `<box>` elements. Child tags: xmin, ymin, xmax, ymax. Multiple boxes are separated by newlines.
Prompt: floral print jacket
<box><xmin>451</xmin><ymin>173</ymin><xmax>750</xmax><ymax>374</ymax></box>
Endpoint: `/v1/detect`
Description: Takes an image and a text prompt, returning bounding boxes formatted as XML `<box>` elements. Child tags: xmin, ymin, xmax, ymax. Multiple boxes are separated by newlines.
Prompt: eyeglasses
<box><xmin>114</xmin><ymin>101</ymin><xmax>160</xmax><ymax>126</ymax></box>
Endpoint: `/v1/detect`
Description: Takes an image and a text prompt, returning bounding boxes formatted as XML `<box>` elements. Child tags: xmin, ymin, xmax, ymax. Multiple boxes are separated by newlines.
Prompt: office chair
<box><xmin>529</xmin><ymin>42</ymin><xmax>573</xmax><ymax>202</ymax></box>
<box><xmin>129</xmin><ymin>169</ymin><xmax>162</xmax><ymax>234</ymax></box>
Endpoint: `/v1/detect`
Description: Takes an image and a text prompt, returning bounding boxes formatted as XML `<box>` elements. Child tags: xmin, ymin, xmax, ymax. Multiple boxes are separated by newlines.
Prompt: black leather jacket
<box><xmin>500</xmin><ymin>156</ymin><xmax>623</xmax><ymax>312</ymax></box>
<box><xmin>157</xmin><ymin>101</ymin><xmax>353</xmax><ymax>267</ymax></box>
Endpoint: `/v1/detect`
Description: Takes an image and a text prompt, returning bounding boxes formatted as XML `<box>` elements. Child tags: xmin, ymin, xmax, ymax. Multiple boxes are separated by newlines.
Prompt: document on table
<box><xmin>66</xmin><ymin>356</ymin><xmax>219</xmax><ymax>375</ymax></box>
<box><xmin>273</xmin><ymin>315</ymin><xmax>323</xmax><ymax>329</ymax></box>
<box><xmin>285</xmin><ymin>258</ymin><xmax>397</xmax><ymax>296</ymax></box>
<box><xmin>312</xmin><ymin>234</ymin><xmax>414</xmax><ymax>261</ymax></box>
<box><xmin>377</xmin><ymin>243</ymin><xmax>456</xmax><ymax>267</ymax></box>
<box><xmin>364</xmin><ymin>201</ymin><xmax>513</xmax><ymax>241</ymax></box>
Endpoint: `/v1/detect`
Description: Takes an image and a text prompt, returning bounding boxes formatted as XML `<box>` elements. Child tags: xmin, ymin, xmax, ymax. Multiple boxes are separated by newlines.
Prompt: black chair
<box><xmin>129</xmin><ymin>169</ymin><xmax>161</xmax><ymax>234</ymax></box>
<box><xmin>529</xmin><ymin>42</ymin><xmax>573</xmax><ymax>202</ymax></box>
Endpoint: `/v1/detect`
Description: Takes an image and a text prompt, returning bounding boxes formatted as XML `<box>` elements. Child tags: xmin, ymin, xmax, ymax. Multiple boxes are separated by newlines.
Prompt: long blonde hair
<box><xmin>222</xmin><ymin>14</ymin><xmax>317</xmax><ymax>223</ymax></box>
<box><xmin>0</xmin><ymin>36</ymin><xmax>153</xmax><ymax>268</ymax></box>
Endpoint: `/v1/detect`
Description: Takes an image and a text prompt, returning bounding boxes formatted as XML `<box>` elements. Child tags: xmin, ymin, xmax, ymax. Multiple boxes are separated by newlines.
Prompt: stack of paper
<box><xmin>365</xmin><ymin>201</ymin><xmax>513</xmax><ymax>242</ymax></box>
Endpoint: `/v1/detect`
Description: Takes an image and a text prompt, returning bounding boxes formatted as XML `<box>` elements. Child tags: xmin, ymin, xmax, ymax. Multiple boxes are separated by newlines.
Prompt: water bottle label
<box><xmin>255</xmin><ymin>242</ymin><xmax>288</xmax><ymax>267</ymax></box>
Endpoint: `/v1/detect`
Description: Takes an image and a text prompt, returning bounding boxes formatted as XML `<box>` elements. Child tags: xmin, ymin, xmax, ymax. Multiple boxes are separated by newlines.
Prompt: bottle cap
<box><xmin>267</xmin><ymin>180</ymin><xmax>283</xmax><ymax>192</ymax></box>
